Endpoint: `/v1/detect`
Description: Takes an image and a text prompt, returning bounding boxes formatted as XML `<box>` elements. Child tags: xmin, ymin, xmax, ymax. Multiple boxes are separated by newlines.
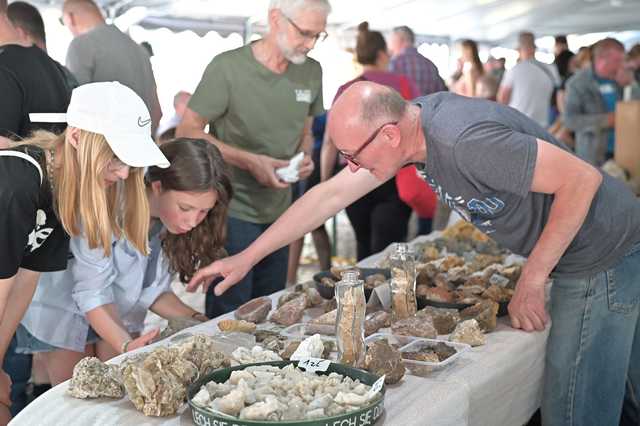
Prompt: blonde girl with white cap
<box><xmin>0</xmin><ymin>81</ymin><xmax>169</xmax><ymax>419</ymax></box>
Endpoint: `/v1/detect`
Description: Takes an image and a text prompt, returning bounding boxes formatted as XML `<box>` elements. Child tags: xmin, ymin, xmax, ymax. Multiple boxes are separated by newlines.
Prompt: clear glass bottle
<box><xmin>390</xmin><ymin>243</ymin><xmax>417</xmax><ymax>321</ymax></box>
<box><xmin>335</xmin><ymin>270</ymin><xmax>366</xmax><ymax>367</ymax></box>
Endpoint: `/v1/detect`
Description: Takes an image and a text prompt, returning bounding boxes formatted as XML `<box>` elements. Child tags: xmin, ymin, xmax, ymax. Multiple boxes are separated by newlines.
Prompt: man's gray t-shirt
<box><xmin>65</xmin><ymin>24</ymin><xmax>157</xmax><ymax>114</ymax></box>
<box><xmin>416</xmin><ymin>92</ymin><xmax>640</xmax><ymax>278</ymax></box>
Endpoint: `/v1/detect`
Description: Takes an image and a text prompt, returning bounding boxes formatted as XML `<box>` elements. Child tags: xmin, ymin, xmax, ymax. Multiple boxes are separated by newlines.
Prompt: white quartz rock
<box><xmin>239</xmin><ymin>395</ymin><xmax>281</xmax><ymax>420</ymax></box>
<box><xmin>212</xmin><ymin>388</ymin><xmax>245</xmax><ymax>416</ymax></box>
<box><xmin>192</xmin><ymin>388</ymin><xmax>210</xmax><ymax>406</ymax></box>
<box><xmin>290</xmin><ymin>334</ymin><xmax>325</xmax><ymax>360</ymax></box>
<box><xmin>334</xmin><ymin>391</ymin><xmax>368</xmax><ymax>406</ymax></box>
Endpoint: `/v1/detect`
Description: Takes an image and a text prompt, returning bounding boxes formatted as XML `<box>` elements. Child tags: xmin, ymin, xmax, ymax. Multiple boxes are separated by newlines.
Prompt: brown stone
<box><xmin>217</xmin><ymin>319</ymin><xmax>256</xmax><ymax>333</ymax></box>
<box><xmin>235</xmin><ymin>296</ymin><xmax>272</xmax><ymax>323</ymax></box>
<box><xmin>449</xmin><ymin>319</ymin><xmax>486</xmax><ymax>347</ymax></box>
<box><xmin>364</xmin><ymin>339</ymin><xmax>405</xmax><ymax>385</ymax></box>
<box><xmin>364</xmin><ymin>311</ymin><xmax>391</xmax><ymax>337</ymax></box>
<box><xmin>425</xmin><ymin>287</ymin><xmax>455</xmax><ymax>303</ymax></box>
<box><xmin>417</xmin><ymin>306</ymin><xmax>460</xmax><ymax>334</ymax></box>
<box><xmin>391</xmin><ymin>316</ymin><xmax>437</xmax><ymax>339</ymax></box>
<box><xmin>460</xmin><ymin>300</ymin><xmax>499</xmax><ymax>332</ymax></box>
<box><xmin>269</xmin><ymin>294</ymin><xmax>308</xmax><ymax>326</ymax></box>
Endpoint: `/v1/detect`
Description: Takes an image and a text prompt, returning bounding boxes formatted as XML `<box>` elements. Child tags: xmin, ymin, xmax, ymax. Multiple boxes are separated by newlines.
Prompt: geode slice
<box><xmin>68</xmin><ymin>357</ymin><xmax>124</xmax><ymax>399</ymax></box>
<box><xmin>449</xmin><ymin>319</ymin><xmax>486</xmax><ymax>347</ymax></box>
<box><xmin>236</xmin><ymin>296</ymin><xmax>272</xmax><ymax>323</ymax></box>
<box><xmin>417</xmin><ymin>306</ymin><xmax>460</xmax><ymax>334</ymax></box>
<box><xmin>460</xmin><ymin>300</ymin><xmax>499</xmax><ymax>332</ymax></box>
<box><xmin>364</xmin><ymin>339</ymin><xmax>405</xmax><ymax>385</ymax></box>
<box><xmin>269</xmin><ymin>294</ymin><xmax>308</xmax><ymax>326</ymax></box>
<box><xmin>391</xmin><ymin>315</ymin><xmax>437</xmax><ymax>339</ymax></box>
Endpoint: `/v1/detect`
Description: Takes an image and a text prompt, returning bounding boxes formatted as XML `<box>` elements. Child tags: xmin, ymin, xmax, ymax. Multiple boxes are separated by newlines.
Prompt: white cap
<box><xmin>30</xmin><ymin>82</ymin><xmax>169</xmax><ymax>169</ymax></box>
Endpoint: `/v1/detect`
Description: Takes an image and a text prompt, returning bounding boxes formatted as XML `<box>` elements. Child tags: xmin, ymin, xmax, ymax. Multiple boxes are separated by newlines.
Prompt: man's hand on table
<box><xmin>508</xmin><ymin>272</ymin><xmax>549</xmax><ymax>332</ymax></box>
<box><xmin>186</xmin><ymin>253</ymin><xmax>252</xmax><ymax>296</ymax></box>
<box><xmin>248</xmin><ymin>154</ymin><xmax>290</xmax><ymax>189</ymax></box>
<box><xmin>297</xmin><ymin>154</ymin><xmax>314</xmax><ymax>180</ymax></box>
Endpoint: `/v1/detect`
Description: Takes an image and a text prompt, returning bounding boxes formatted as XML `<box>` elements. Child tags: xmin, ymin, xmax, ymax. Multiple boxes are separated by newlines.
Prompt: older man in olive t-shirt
<box><xmin>177</xmin><ymin>0</ymin><xmax>329</xmax><ymax>317</ymax></box>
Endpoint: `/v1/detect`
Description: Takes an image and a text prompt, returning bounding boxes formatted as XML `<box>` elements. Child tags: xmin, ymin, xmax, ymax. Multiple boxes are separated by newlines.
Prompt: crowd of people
<box><xmin>1</xmin><ymin>0</ymin><xmax>639</xmax><ymax>425</ymax></box>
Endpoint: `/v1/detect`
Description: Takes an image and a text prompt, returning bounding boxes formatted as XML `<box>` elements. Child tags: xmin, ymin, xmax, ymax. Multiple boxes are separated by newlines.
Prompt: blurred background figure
<box><xmin>388</xmin><ymin>25</ymin><xmax>447</xmax><ymax>97</ymax></box>
<box><xmin>452</xmin><ymin>39</ymin><xmax>485</xmax><ymax>98</ymax></box>
<box><xmin>7</xmin><ymin>1</ymin><xmax>78</xmax><ymax>92</ymax></box>
<box><xmin>498</xmin><ymin>31</ymin><xmax>559</xmax><ymax>127</ymax></box>
<box><xmin>564</xmin><ymin>38</ymin><xmax>625</xmax><ymax>165</ymax></box>
<box><xmin>61</xmin><ymin>0</ymin><xmax>162</xmax><ymax>135</ymax></box>
<box><xmin>554</xmin><ymin>35</ymin><xmax>575</xmax><ymax>82</ymax></box>
<box><xmin>321</xmin><ymin>21</ymin><xmax>417</xmax><ymax>260</ymax></box>
<box><xmin>484</xmin><ymin>56</ymin><xmax>506</xmax><ymax>86</ymax></box>
<box><xmin>286</xmin><ymin>112</ymin><xmax>332</xmax><ymax>285</ymax></box>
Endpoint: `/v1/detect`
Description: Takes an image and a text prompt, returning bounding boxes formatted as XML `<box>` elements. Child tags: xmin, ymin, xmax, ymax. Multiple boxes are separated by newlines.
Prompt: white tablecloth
<box><xmin>11</xmin><ymin>236</ymin><xmax>548</xmax><ymax>426</ymax></box>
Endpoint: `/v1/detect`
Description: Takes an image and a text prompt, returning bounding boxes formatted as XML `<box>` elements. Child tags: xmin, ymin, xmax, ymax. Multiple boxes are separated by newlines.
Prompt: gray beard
<box><xmin>276</xmin><ymin>32</ymin><xmax>307</xmax><ymax>65</ymax></box>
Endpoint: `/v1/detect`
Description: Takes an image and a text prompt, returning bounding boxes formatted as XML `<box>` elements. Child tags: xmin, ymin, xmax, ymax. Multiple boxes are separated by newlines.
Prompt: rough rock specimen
<box><xmin>449</xmin><ymin>319</ymin><xmax>486</xmax><ymax>347</ymax></box>
<box><xmin>417</xmin><ymin>306</ymin><xmax>460</xmax><ymax>334</ymax></box>
<box><xmin>121</xmin><ymin>335</ymin><xmax>228</xmax><ymax>416</ymax></box>
<box><xmin>460</xmin><ymin>300</ymin><xmax>499</xmax><ymax>332</ymax></box>
<box><xmin>391</xmin><ymin>315</ymin><xmax>437</xmax><ymax>339</ymax></box>
<box><xmin>278</xmin><ymin>291</ymin><xmax>302</xmax><ymax>308</ymax></box>
<box><xmin>305</xmin><ymin>287</ymin><xmax>324</xmax><ymax>307</ymax></box>
<box><xmin>482</xmin><ymin>284</ymin><xmax>513</xmax><ymax>303</ymax></box>
<box><xmin>280</xmin><ymin>341</ymin><xmax>301</xmax><ymax>360</ymax></box>
<box><xmin>218</xmin><ymin>319</ymin><xmax>257</xmax><ymax>334</ymax></box>
<box><xmin>290</xmin><ymin>334</ymin><xmax>324</xmax><ymax>360</ymax></box>
<box><xmin>424</xmin><ymin>287</ymin><xmax>455</xmax><ymax>303</ymax></box>
<box><xmin>402</xmin><ymin>349</ymin><xmax>439</xmax><ymax>363</ymax></box>
<box><xmin>270</xmin><ymin>294</ymin><xmax>308</xmax><ymax>326</ymax></box>
<box><xmin>235</xmin><ymin>296</ymin><xmax>272</xmax><ymax>323</ymax></box>
<box><xmin>323</xmin><ymin>298</ymin><xmax>338</xmax><ymax>313</ymax></box>
<box><xmin>154</xmin><ymin>317</ymin><xmax>201</xmax><ymax>342</ymax></box>
<box><xmin>67</xmin><ymin>357</ymin><xmax>124</xmax><ymax>399</ymax></box>
<box><xmin>364</xmin><ymin>339</ymin><xmax>405</xmax><ymax>385</ymax></box>
<box><xmin>309</xmin><ymin>309</ymin><xmax>337</xmax><ymax>326</ymax></box>
<box><xmin>364</xmin><ymin>311</ymin><xmax>391</xmax><ymax>336</ymax></box>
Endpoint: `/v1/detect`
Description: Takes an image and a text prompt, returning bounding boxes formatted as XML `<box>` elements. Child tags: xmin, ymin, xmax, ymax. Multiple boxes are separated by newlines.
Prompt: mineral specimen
<box><xmin>364</xmin><ymin>339</ymin><xmax>405</xmax><ymax>385</ymax></box>
<box><xmin>336</xmin><ymin>279</ymin><xmax>366</xmax><ymax>367</ymax></box>
<box><xmin>424</xmin><ymin>287</ymin><xmax>455</xmax><ymax>303</ymax></box>
<box><xmin>231</xmin><ymin>346</ymin><xmax>282</xmax><ymax>365</ymax></box>
<box><xmin>460</xmin><ymin>300</ymin><xmax>499</xmax><ymax>332</ymax></box>
<box><xmin>67</xmin><ymin>357</ymin><xmax>124</xmax><ymax>399</ymax></box>
<box><xmin>433</xmin><ymin>342</ymin><xmax>457</xmax><ymax>361</ymax></box>
<box><xmin>364</xmin><ymin>311</ymin><xmax>391</xmax><ymax>337</ymax></box>
<box><xmin>483</xmin><ymin>284</ymin><xmax>513</xmax><ymax>303</ymax></box>
<box><xmin>154</xmin><ymin>317</ymin><xmax>202</xmax><ymax>342</ymax></box>
<box><xmin>290</xmin><ymin>334</ymin><xmax>324</xmax><ymax>360</ymax></box>
<box><xmin>416</xmin><ymin>306</ymin><xmax>461</xmax><ymax>334</ymax></box>
<box><xmin>235</xmin><ymin>296</ymin><xmax>272</xmax><ymax>323</ymax></box>
<box><xmin>391</xmin><ymin>315</ymin><xmax>437</xmax><ymax>339</ymax></box>
<box><xmin>449</xmin><ymin>319</ymin><xmax>486</xmax><ymax>347</ymax></box>
<box><xmin>309</xmin><ymin>309</ymin><xmax>337</xmax><ymax>326</ymax></box>
<box><xmin>270</xmin><ymin>294</ymin><xmax>308</xmax><ymax>326</ymax></box>
<box><xmin>121</xmin><ymin>335</ymin><xmax>228</xmax><ymax>416</ymax></box>
<box><xmin>217</xmin><ymin>319</ymin><xmax>257</xmax><ymax>333</ymax></box>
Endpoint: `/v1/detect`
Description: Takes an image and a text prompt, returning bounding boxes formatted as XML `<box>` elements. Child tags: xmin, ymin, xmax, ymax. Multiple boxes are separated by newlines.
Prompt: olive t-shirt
<box><xmin>416</xmin><ymin>92</ymin><xmax>640</xmax><ymax>279</ymax></box>
<box><xmin>189</xmin><ymin>43</ymin><xmax>324</xmax><ymax>224</ymax></box>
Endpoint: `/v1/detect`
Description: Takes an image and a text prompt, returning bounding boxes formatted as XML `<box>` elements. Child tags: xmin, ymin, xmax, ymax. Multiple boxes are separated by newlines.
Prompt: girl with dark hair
<box><xmin>454</xmin><ymin>39</ymin><xmax>486</xmax><ymax>97</ymax></box>
<box><xmin>320</xmin><ymin>22</ymin><xmax>419</xmax><ymax>260</ymax></box>
<box><xmin>15</xmin><ymin>138</ymin><xmax>232</xmax><ymax>385</ymax></box>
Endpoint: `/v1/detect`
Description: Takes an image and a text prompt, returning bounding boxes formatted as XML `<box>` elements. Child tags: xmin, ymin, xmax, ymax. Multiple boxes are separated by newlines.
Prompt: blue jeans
<box><xmin>2</xmin><ymin>335</ymin><xmax>31</xmax><ymax>416</ymax></box>
<box><xmin>205</xmin><ymin>216</ymin><xmax>288</xmax><ymax>318</ymax></box>
<box><xmin>542</xmin><ymin>242</ymin><xmax>640</xmax><ymax>426</ymax></box>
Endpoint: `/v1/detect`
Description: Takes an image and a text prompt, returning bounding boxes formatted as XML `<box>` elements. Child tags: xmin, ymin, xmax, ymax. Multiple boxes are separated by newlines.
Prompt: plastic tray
<box><xmin>281</xmin><ymin>323</ymin><xmax>336</xmax><ymax>340</ymax></box>
<box><xmin>399</xmin><ymin>338</ymin><xmax>470</xmax><ymax>376</ymax></box>
<box><xmin>364</xmin><ymin>333</ymin><xmax>423</xmax><ymax>349</ymax></box>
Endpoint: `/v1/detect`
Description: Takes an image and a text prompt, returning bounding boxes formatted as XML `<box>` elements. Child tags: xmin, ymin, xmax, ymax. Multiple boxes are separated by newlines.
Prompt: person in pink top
<box><xmin>320</xmin><ymin>21</ymin><xmax>419</xmax><ymax>260</ymax></box>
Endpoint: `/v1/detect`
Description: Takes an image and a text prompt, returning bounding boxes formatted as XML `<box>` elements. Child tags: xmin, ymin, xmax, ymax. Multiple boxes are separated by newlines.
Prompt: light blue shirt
<box><xmin>21</xmin><ymin>221</ymin><xmax>172</xmax><ymax>352</ymax></box>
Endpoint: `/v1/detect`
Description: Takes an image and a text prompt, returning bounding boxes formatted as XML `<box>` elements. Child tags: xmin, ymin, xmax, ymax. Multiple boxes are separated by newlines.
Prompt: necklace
<box><xmin>46</xmin><ymin>147</ymin><xmax>56</xmax><ymax>198</ymax></box>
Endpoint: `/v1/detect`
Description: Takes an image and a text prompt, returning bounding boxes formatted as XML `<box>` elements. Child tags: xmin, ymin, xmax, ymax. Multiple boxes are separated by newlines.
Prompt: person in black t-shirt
<box><xmin>0</xmin><ymin>79</ymin><xmax>170</xmax><ymax>423</ymax></box>
<box><xmin>0</xmin><ymin>3</ymin><xmax>71</xmax><ymax>417</ymax></box>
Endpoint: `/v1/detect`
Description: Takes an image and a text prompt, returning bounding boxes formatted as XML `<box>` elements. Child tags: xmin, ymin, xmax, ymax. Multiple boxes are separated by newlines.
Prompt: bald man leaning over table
<box><xmin>188</xmin><ymin>81</ymin><xmax>640</xmax><ymax>426</ymax></box>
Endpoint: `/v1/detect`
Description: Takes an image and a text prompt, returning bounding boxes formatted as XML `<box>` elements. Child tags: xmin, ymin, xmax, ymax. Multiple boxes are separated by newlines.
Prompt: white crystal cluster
<box><xmin>231</xmin><ymin>346</ymin><xmax>282</xmax><ymax>365</ymax></box>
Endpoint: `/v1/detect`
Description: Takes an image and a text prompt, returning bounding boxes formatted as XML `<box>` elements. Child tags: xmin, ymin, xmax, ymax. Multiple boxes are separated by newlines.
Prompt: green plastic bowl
<box><xmin>187</xmin><ymin>361</ymin><xmax>385</xmax><ymax>426</ymax></box>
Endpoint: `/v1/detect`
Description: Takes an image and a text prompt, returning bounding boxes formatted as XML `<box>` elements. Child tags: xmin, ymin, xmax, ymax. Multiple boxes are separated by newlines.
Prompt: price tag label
<box><xmin>297</xmin><ymin>357</ymin><xmax>330</xmax><ymax>373</ymax></box>
<box><xmin>366</xmin><ymin>375</ymin><xmax>385</xmax><ymax>400</ymax></box>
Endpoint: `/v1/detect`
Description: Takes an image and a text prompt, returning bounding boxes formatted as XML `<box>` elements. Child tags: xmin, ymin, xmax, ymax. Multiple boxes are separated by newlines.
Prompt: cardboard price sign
<box><xmin>297</xmin><ymin>358</ymin><xmax>331</xmax><ymax>373</ymax></box>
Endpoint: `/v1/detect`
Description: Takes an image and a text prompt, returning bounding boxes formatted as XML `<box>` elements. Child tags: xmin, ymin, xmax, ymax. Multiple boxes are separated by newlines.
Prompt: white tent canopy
<box><xmin>33</xmin><ymin>0</ymin><xmax>640</xmax><ymax>44</ymax></box>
